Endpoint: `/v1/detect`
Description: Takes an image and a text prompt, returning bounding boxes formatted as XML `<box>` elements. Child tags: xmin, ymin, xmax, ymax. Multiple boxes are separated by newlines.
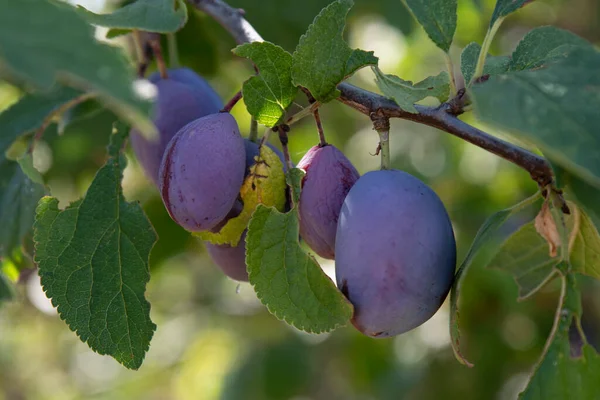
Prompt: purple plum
<box><xmin>335</xmin><ymin>170</ymin><xmax>456</xmax><ymax>338</ymax></box>
<box><xmin>130</xmin><ymin>68</ymin><xmax>223</xmax><ymax>185</ymax></box>
<box><xmin>205</xmin><ymin>231</ymin><xmax>249</xmax><ymax>282</ymax></box>
<box><xmin>159</xmin><ymin>113</ymin><xmax>245</xmax><ymax>232</ymax></box>
<box><xmin>297</xmin><ymin>145</ymin><xmax>359</xmax><ymax>259</ymax></box>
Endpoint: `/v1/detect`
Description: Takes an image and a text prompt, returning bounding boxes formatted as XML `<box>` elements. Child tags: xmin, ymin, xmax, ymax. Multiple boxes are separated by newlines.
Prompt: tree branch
<box><xmin>190</xmin><ymin>0</ymin><xmax>553</xmax><ymax>186</ymax></box>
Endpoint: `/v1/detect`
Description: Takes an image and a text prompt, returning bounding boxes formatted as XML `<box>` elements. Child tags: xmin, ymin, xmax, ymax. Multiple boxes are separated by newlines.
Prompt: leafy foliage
<box><xmin>472</xmin><ymin>47</ymin><xmax>600</xmax><ymax>188</ymax></box>
<box><xmin>402</xmin><ymin>0</ymin><xmax>456</xmax><ymax>52</ymax></box>
<box><xmin>490</xmin><ymin>0</ymin><xmax>534</xmax><ymax>27</ymax></box>
<box><xmin>0</xmin><ymin>0</ymin><xmax>154</xmax><ymax>136</ymax></box>
<box><xmin>291</xmin><ymin>0</ymin><xmax>378</xmax><ymax>103</ymax></box>
<box><xmin>509</xmin><ymin>26</ymin><xmax>593</xmax><ymax>71</ymax></box>
<box><xmin>198</xmin><ymin>145</ymin><xmax>286</xmax><ymax>245</ymax></box>
<box><xmin>489</xmin><ymin>202</ymin><xmax>600</xmax><ymax>298</ymax></box>
<box><xmin>449</xmin><ymin>193</ymin><xmax>540</xmax><ymax>366</ymax></box>
<box><xmin>33</xmin><ymin>125</ymin><xmax>156</xmax><ymax>369</ymax></box>
<box><xmin>0</xmin><ymin>86</ymin><xmax>81</xmax><ymax>156</ymax></box>
<box><xmin>460</xmin><ymin>42</ymin><xmax>509</xmax><ymax>85</ymax></box>
<box><xmin>78</xmin><ymin>0</ymin><xmax>188</xmax><ymax>33</ymax></box>
<box><xmin>246</xmin><ymin>169</ymin><xmax>353</xmax><ymax>333</ymax></box>
<box><xmin>233</xmin><ymin>42</ymin><xmax>298</xmax><ymax>127</ymax></box>
<box><xmin>0</xmin><ymin>157</ymin><xmax>45</xmax><ymax>261</ymax></box>
<box><xmin>373</xmin><ymin>67</ymin><xmax>449</xmax><ymax>113</ymax></box>
<box><xmin>520</xmin><ymin>273</ymin><xmax>600</xmax><ymax>399</ymax></box>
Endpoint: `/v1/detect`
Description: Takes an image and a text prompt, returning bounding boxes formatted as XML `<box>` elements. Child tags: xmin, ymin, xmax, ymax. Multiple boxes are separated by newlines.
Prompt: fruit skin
<box><xmin>130</xmin><ymin>68</ymin><xmax>223</xmax><ymax>185</ymax></box>
<box><xmin>335</xmin><ymin>170</ymin><xmax>456</xmax><ymax>338</ymax></box>
<box><xmin>297</xmin><ymin>145</ymin><xmax>359</xmax><ymax>259</ymax></box>
<box><xmin>205</xmin><ymin>231</ymin><xmax>249</xmax><ymax>282</ymax></box>
<box><xmin>159</xmin><ymin>113</ymin><xmax>245</xmax><ymax>232</ymax></box>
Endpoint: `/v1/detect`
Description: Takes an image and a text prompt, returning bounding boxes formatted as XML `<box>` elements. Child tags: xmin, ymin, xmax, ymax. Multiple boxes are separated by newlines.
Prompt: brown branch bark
<box><xmin>190</xmin><ymin>0</ymin><xmax>553</xmax><ymax>186</ymax></box>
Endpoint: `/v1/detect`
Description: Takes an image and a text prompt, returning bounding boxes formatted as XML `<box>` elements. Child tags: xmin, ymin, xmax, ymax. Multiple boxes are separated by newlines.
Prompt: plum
<box><xmin>159</xmin><ymin>113</ymin><xmax>245</xmax><ymax>232</ymax></box>
<box><xmin>130</xmin><ymin>68</ymin><xmax>223</xmax><ymax>185</ymax></box>
<box><xmin>335</xmin><ymin>170</ymin><xmax>456</xmax><ymax>338</ymax></box>
<box><xmin>205</xmin><ymin>231</ymin><xmax>249</xmax><ymax>282</ymax></box>
<box><xmin>297</xmin><ymin>145</ymin><xmax>359</xmax><ymax>259</ymax></box>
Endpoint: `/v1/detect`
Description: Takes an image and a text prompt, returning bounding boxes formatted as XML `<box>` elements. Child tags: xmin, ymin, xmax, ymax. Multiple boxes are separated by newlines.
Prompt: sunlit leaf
<box><xmin>291</xmin><ymin>0</ymin><xmax>377</xmax><ymax>102</ymax></box>
<box><xmin>233</xmin><ymin>42</ymin><xmax>298</xmax><ymax>127</ymax></box>
<box><xmin>373</xmin><ymin>67</ymin><xmax>449</xmax><ymax>113</ymax></box>
<box><xmin>246</xmin><ymin>168</ymin><xmax>353</xmax><ymax>333</ymax></box>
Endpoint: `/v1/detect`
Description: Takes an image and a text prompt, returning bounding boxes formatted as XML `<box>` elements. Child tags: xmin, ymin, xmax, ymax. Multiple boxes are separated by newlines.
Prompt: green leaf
<box><xmin>562</xmin><ymin>171</ymin><xmax>600</xmax><ymax>228</ymax></box>
<box><xmin>402</xmin><ymin>0</ymin><xmax>457</xmax><ymax>52</ymax></box>
<box><xmin>449</xmin><ymin>193</ymin><xmax>540</xmax><ymax>366</ymax></box>
<box><xmin>460</xmin><ymin>42</ymin><xmax>509</xmax><ymax>85</ymax></box>
<box><xmin>491</xmin><ymin>221</ymin><xmax>561</xmax><ymax>299</ymax></box>
<box><xmin>233</xmin><ymin>42</ymin><xmax>298</xmax><ymax>127</ymax></box>
<box><xmin>33</xmin><ymin>125</ymin><xmax>157</xmax><ymax>370</ymax></box>
<box><xmin>0</xmin><ymin>86</ymin><xmax>81</xmax><ymax>157</ymax></box>
<box><xmin>291</xmin><ymin>0</ymin><xmax>378</xmax><ymax>103</ymax></box>
<box><xmin>246</xmin><ymin>168</ymin><xmax>353</xmax><ymax>333</ymax></box>
<box><xmin>490</xmin><ymin>0</ymin><xmax>535</xmax><ymax>27</ymax></box>
<box><xmin>472</xmin><ymin>47</ymin><xmax>600</xmax><ymax>189</ymax></box>
<box><xmin>509</xmin><ymin>26</ymin><xmax>592</xmax><ymax>71</ymax></box>
<box><xmin>17</xmin><ymin>154</ymin><xmax>45</xmax><ymax>186</ymax></box>
<box><xmin>0</xmin><ymin>157</ymin><xmax>45</xmax><ymax>261</ymax></box>
<box><xmin>569</xmin><ymin>206</ymin><xmax>600</xmax><ymax>280</ymax></box>
<box><xmin>0</xmin><ymin>272</ymin><xmax>13</xmax><ymax>304</ymax></box>
<box><xmin>78</xmin><ymin>0</ymin><xmax>187</xmax><ymax>33</ymax></box>
<box><xmin>489</xmin><ymin>202</ymin><xmax>600</xmax><ymax>298</ymax></box>
<box><xmin>520</xmin><ymin>273</ymin><xmax>600</xmax><ymax>399</ymax></box>
<box><xmin>0</xmin><ymin>0</ymin><xmax>154</xmax><ymax>137</ymax></box>
<box><xmin>373</xmin><ymin>67</ymin><xmax>449</xmax><ymax>113</ymax></box>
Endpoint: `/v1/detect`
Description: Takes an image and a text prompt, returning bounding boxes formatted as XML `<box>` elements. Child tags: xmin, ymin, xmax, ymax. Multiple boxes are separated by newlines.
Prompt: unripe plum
<box><xmin>297</xmin><ymin>145</ymin><xmax>359</xmax><ymax>259</ymax></box>
<box><xmin>335</xmin><ymin>170</ymin><xmax>456</xmax><ymax>338</ymax></box>
<box><xmin>130</xmin><ymin>68</ymin><xmax>223</xmax><ymax>185</ymax></box>
<box><xmin>159</xmin><ymin>113</ymin><xmax>245</xmax><ymax>232</ymax></box>
<box><xmin>205</xmin><ymin>231</ymin><xmax>249</xmax><ymax>282</ymax></box>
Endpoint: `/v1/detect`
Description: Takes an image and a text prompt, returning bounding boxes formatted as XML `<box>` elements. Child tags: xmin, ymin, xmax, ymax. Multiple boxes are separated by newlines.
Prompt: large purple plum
<box><xmin>335</xmin><ymin>170</ymin><xmax>456</xmax><ymax>338</ymax></box>
<box><xmin>159</xmin><ymin>113</ymin><xmax>245</xmax><ymax>232</ymax></box>
<box><xmin>297</xmin><ymin>145</ymin><xmax>359</xmax><ymax>259</ymax></box>
<box><xmin>130</xmin><ymin>68</ymin><xmax>223</xmax><ymax>185</ymax></box>
<box><xmin>205</xmin><ymin>231</ymin><xmax>249</xmax><ymax>282</ymax></box>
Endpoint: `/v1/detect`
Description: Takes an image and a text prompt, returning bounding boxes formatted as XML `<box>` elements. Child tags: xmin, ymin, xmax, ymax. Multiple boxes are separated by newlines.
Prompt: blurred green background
<box><xmin>1</xmin><ymin>0</ymin><xmax>600</xmax><ymax>399</ymax></box>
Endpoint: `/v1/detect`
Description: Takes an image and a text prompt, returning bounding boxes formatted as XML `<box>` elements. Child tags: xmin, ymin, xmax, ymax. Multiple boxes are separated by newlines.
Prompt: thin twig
<box><xmin>29</xmin><ymin>92</ymin><xmax>96</xmax><ymax>153</ymax></box>
<box><xmin>221</xmin><ymin>90</ymin><xmax>243</xmax><ymax>113</ymax></box>
<box><xmin>191</xmin><ymin>0</ymin><xmax>554</xmax><ymax>187</ymax></box>
<box><xmin>149</xmin><ymin>37</ymin><xmax>168</xmax><ymax>79</ymax></box>
<box><xmin>313</xmin><ymin>108</ymin><xmax>327</xmax><ymax>147</ymax></box>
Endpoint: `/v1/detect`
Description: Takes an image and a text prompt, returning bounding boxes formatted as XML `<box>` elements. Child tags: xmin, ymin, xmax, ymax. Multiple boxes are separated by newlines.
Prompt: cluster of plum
<box><xmin>131</xmin><ymin>68</ymin><xmax>457</xmax><ymax>338</ymax></box>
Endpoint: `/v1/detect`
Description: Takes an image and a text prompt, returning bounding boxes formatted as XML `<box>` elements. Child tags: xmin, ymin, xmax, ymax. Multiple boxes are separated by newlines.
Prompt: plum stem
<box><xmin>149</xmin><ymin>37</ymin><xmax>169</xmax><ymax>79</ymax></box>
<box><xmin>191</xmin><ymin>0</ymin><xmax>554</xmax><ymax>187</ymax></box>
<box><xmin>249</xmin><ymin>118</ymin><xmax>258</xmax><ymax>142</ymax></box>
<box><xmin>132</xmin><ymin>30</ymin><xmax>149</xmax><ymax>78</ymax></box>
<box><xmin>167</xmin><ymin>33</ymin><xmax>180</xmax><ymax>68</ymax></box>
<box><xmin>372</xmin><ymin>115</ymin><xmax>391</xmax><ymax>170</ymax></box>
<box><xmin>313</xmin><ymin>108</ymin><xmax>327</xmax><ymax>147</ymax></box>
<box><xmin>221</xmin><ymin>90</ymin><xmax>243</xmax><ymax>113</ymax></box>
<box><xmin>275</xmin><ymin>125</ymin><xmax>294</xmax><ymax>171</ymax></box>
